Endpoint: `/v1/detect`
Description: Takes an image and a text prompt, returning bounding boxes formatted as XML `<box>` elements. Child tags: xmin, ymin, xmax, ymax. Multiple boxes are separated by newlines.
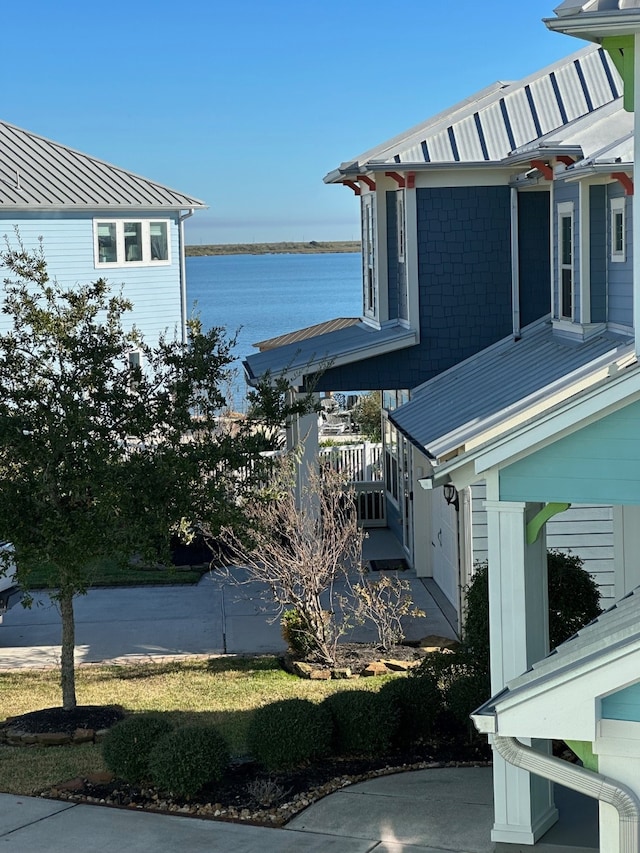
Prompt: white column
<box><xmin>633</xmin><ymin>33</ymin><xmax>640</xmax><ymax>356</ymax></box>
<box><xmin>485</xmin><ymin>498</ymin><xmax>558</xmax><ymax>844</ymax></box>
<box><xmin>285</xmin><ymin>391</ymin><xmax>320</xmax><ymax>511</ymax></box>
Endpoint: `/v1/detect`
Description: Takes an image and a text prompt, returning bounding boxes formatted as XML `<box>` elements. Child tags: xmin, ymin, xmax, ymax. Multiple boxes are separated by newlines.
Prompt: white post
<box><xmin>285</xmin><ymin>391</ymin><xmax>319</xmax><ymax>511</ymax></box>
<box><xmin>634</xmin><ymin>33</ymin><xmax>640</xmax><ymax>357</ymax></box>
<box><xmin>485</xmin><ymin>495</ymin><xmax>558</xmax><ymax>844</ymax></box>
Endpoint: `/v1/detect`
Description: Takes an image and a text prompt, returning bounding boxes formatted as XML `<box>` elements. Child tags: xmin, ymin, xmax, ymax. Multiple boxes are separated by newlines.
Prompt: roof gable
<box><xmin>0</xmin><ymin>121</ymin><xmax>205</xmax><ymax>209</ymax></box>
<box><xmin>325</xmin><ymin>45</ymin><xmax>622</xmax><ymax>179</ymax></box>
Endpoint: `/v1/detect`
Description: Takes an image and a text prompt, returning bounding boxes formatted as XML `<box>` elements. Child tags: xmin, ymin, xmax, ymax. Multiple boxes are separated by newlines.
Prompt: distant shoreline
<box><xmin>185</xmin><ymin>240</ymin><xmax>361</xmax><ymax>257</ymax></box>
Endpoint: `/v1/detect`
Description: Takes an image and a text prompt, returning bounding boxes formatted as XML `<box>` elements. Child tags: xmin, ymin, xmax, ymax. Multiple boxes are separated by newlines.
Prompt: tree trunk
<box><xmin>59</xmin><ymin>587</ymin><xmax>77</xmax><ymax>710</ymax></box>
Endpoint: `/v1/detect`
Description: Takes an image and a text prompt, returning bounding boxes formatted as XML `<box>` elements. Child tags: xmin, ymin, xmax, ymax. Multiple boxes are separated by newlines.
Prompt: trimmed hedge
<box><xmin>247</xmin><ymin>698</ymin><xmax>332</xmax><ymax>771</ymax></box>
<box><xmin>149</xmin><ymin>725</ymin><xmax>230</xmax><ymax>798</ymax></box>
<box><xmin>378</xmin><ymin>673</ymin><xmax>442</xmax><ymax>747</ymax></box>
<box><xmin>322</xmin><ymin>689</ymin><xmax>396</xmax><ymax>756</ymax></box>
<box><xmin>102</xmin><ymin>714</ymin><xmax>173</xmax><ymax>783</ymax></box>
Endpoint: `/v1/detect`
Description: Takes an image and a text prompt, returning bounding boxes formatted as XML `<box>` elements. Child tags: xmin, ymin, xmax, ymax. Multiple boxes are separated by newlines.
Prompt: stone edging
<box><xmin>0</xmin><ymin>726</ymin><xmax>109</xmax><ymax>747</ymax></box>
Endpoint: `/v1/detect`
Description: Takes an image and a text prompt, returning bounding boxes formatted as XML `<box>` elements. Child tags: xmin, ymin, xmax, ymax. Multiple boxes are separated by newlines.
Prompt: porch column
<box><xmin>485</xmin><ymin>498</ymin><xmax>558</xmax><ymax>844</ymax></box>
<box><xmin>285</xmin><ymin>391</ymin><xmax>319</xmax><ymax>510</ymax></box>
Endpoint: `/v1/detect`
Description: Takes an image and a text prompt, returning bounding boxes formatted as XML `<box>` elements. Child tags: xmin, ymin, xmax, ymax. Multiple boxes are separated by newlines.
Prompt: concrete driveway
<box><xmin>0</xmin><ymin>565</ymin><xmax>456</xmax><ymax>669</ymax></box>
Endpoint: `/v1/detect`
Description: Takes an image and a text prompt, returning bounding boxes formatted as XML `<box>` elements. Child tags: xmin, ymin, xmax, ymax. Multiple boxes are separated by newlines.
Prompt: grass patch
<box><xmin>23</xmin><ymin>555</ymin><xmax>210</xmax><ymax>590</ymax></box>
<box><xmin>0</xmin><ymin>656</ymin><xmax>396</xmax><ymax>795</ymax></box>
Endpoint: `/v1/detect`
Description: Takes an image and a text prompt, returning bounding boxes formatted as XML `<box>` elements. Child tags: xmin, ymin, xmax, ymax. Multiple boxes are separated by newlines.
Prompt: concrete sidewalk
<box><xmin>0</xmin><ymin>767</ymin><xmax>496</xmax><ymax>852</ymax></box>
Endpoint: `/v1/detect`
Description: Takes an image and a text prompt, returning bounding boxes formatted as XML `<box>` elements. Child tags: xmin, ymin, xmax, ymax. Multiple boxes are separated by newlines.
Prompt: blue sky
<box><xmin>4</xmin><ymin>1</ymin><xmax>583</xmax><ymax>244</ymax></box>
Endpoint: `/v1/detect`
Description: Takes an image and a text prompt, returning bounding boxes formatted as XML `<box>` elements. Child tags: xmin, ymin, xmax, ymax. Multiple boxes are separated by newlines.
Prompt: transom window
<box><xmin>610</xmin><ymin>196</ymin><xmax>626</xmax><ymax>263</ymax></box>
<box><xmin>94</xmin><ymin>220</ymin><xmax>170</xmax><ymax>267</ymax></box>
<box><xmin>557</xmin><ymin>202</ymin><xmax>574</xmax><ymax>321</ymax></box>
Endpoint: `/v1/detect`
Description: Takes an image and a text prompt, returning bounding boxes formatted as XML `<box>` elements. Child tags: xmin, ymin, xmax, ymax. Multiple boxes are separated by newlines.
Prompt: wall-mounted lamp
<box><xmin>443</xmin><ymin>483</ymin><xmax>459</xmax><ymax>512</ymax></box>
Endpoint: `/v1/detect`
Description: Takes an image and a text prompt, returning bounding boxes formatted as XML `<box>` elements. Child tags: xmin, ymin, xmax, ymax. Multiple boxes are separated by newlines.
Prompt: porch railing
<box><xmin>319</xmin><ymin>442</ymin><xmax>385</xmax><ymax>527</ymax></box>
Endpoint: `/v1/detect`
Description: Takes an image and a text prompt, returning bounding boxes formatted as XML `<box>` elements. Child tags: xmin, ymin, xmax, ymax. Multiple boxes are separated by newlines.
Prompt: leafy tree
<box><xmin>351</xmin><ymin>391</ymin><xmax>382</xmax><ymax>441</ymax></box>
<box><xmin>0</xmin><ymin>240</ymin><xmax>272</xmax><ymax>710</ymax></box>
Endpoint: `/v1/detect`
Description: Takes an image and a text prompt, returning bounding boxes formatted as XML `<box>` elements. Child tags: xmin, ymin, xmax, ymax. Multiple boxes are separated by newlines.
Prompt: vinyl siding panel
<box><xmin>470</xmin><ymin>482</ymin><xmax>614</xmax><ymax>602</ymax></box>
<box><xmin>0</xmin><ymin>212</ymin><xmax>182</xmax><ymax>344</ymax></box>
<box><xmin>499</xmin><ymin>399</ymin><xmax>640</xmax><ymax>507</ymax></box>
<box><xmin>607</xmin><ymin>186</ymin><xmax>633</xmax><ymax>327</ymax></box>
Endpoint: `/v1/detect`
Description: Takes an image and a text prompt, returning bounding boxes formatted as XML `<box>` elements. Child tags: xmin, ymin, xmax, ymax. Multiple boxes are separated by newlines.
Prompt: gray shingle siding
<box><xmin>607</xmin><ymin>186</ymin><xmax>633</xmax><ymax>327</ymax></box>
<box><xmin>518</xmin><ymin>191</ymin><xmax>551</xmax><ymax>326</ymax></box>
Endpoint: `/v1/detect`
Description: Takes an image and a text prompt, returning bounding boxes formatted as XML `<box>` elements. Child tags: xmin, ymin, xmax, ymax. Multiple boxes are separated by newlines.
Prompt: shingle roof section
<box><xmin>254</xmin><ymin>318</ymin><xmax>360</xmax><ymax>351</ymax></box>
<box><xmin>0</xmin><ymin>121</ymin><xmax>206</xmax><ymax>209</ymax></box>
<box><xmin>390</xmin><ymin>320</ymin><xmax>634</xmax><ymax>458</ymax></box>
<box><xmin>325</xmin><ymin>45</ymin><xmax>621</xmax><ymax>179</ymax></box>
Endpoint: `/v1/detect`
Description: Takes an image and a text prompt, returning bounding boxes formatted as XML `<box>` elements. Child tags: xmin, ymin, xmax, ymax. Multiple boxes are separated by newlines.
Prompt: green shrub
<box><xmin>464</xmin><ymin>551</ymin><xmax>602</xmax><ymax>670</ymax></box>
<box><xmin>149</xmin><ymin>725</ymin><xmax>230</xmax><ymax>798</ymax></box>
<box><xmin>322</xmin><ymin>689</ymin><xmax>396</xmax><ymax>757</ymax></box>
<box><xmin>281</xmin><ymin>608</ymin><xmax>315</xmax><ymax>659</ymax></box>
<box><xmin>247</xmin><ymin>698</ymin><xmax>332</xmax><ymax>771</ymax></box>
<box><xmin>102</xmin><ymin>714</ymin><xmax>173</xmax><ymax>783</ymax></box>
<box><xmin>378</xmin><ymin>672</ymin><xmax>442</xmax><ymax>748</ymax></box>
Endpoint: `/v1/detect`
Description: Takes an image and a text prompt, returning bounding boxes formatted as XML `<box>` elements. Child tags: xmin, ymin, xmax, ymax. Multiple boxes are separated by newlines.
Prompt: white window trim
<box><xmin>396</xmin><ymin>191</ymin><xmax>406</xmax><ymax>264</ymax></box>
<box><xmin>94</xmin><ymin>219</ymin><xmax>171</xmax><ymax>268</ymax></box>
<box><xmin>610</xmin><ymin>196</ymin><xmax>626</xmax><ymax>263</ymax></box>
<box><xmin>362</xmin><ymin>194</ymin><xmax>378</xmax><ymax>320</ymax></box>
<box><xmin>557</xmin><ymin>201</ymin><xmax>574</xmax><ymax>321</ymax></box>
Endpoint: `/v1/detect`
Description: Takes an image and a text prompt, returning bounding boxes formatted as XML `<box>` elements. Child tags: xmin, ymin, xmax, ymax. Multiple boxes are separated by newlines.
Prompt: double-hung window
<box><xmin>557</xmin><ymin>202</ymin><xmax>574</xmax><ymax>320</ymax></box>
<box><xmin>362</xmin><ymin>194</ymin><xmax>377</xmax><ymax>318</ymax></box>
<box><xmin>95</xmin><ymin>220</ymin><xmax>170</xmax><ymax>267</ymax></box>
<box><xmin>610</xmin><ymin>196</ymin><xmax>626</xmax><ymax>263</ymax></box>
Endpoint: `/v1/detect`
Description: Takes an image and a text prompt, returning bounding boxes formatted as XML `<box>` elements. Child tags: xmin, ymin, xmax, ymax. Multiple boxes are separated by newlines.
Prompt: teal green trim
<box><xmin>602</xmin><ymin>36</ymin><xmax>635</xmax><ymax>112</ymax></box>
<box><xmin>526</xmin><ymin>503</ymin><xmax>571</xmax><ymax>545</ymax></box>
<box><xmin>602</xmin><ymin>683</ymin><xmax>640</xmax><ymax>722</ymax></box>
<box><xmin>565</xmin><ymin>740</ymin><xmax>598</xmax><ymax>772</ymax></box>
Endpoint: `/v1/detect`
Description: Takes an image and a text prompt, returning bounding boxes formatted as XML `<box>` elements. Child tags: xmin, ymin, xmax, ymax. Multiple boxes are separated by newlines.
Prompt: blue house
<box><xmin>245</xmin><ymin>44</ymin><xmax>627</xmax><ymax>623</ymax></box>
<box><xmin>0</xmin><ymin>120</ymin><xmax>205</xmax><ymax>345</ymax></box>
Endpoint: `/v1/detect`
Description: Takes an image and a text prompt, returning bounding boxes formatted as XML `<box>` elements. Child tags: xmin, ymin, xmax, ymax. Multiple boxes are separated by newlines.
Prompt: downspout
<box><xmin>179</xmin><ymin>209</ymin><xmax>195</xmax><ymax>344</ymax></box>
<box><xmin>493</xmin><ymin>735</ymin><xmax>640</xmax><ymax>853</ymax></box>
<box><xmin>510</xmin><ymin>187</ymin><xmax>521</xmax><ymax>339</ymax></box>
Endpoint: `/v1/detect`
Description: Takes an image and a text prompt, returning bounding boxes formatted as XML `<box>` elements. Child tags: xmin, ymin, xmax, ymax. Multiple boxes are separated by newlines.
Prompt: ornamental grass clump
<box><xmin>322</xmin><ymin>689</ymin><xmax>396</xmax><ymax>757</ymax></box>
<box><xmin>102</xmin><ymin>714</ymin><xmax>173</xmax><ymax>783</ymax></box>
<box><xmin>247</xmin><ymin>698</ymin><xmax>332</xmax><ymax>771</ymax></box>
<box><xmin>149</xmin><ymin>725</ymin><xmax>230</xmax><ymax>798</ymax></box>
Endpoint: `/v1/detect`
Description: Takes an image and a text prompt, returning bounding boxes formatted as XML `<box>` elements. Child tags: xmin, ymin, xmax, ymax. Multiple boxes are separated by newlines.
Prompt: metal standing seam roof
<box><xmin>243</xmin><ymin>321</ymin><xmax>417</xmax><ymax>385</ymax></box>
<box><xmin>253</xmin><ymin>317</ymin><xmax>361</xmax><ymax>351</ymax></box>
<box><xmin>0</xmin><ymin>120</ymin><xmax>206</xmax><ymax>209</ymax></box>
<box><xmin>324</xmin><ymin>45</ymin><xmax>621</xmax><ymax>180</ymax></box>
<box><xmin>474</xmin><ymin>585</ymin><xmax>640</xmax><ymax>725</ymax></box>
<box><xmin>389</xmin><ymin>319</ymin><xmax>634</xmax><ymax>459</ymax></box>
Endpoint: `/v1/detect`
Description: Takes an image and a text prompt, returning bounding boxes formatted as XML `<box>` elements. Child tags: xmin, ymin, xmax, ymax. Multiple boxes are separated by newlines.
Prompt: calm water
<box><xmin>186</xmin><ymin>253</ymin><xmax>362</xmax><ymax>410</ymax></box>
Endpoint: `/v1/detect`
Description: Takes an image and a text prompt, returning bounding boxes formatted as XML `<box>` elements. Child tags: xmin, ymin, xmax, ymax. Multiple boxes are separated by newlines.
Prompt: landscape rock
<box><xmin>361</xmin><ymin>661</ymin><xmax>390</xmax><ymax>677</ymax></box>
<box><xmin>380</xmin><ymin>659</ymin><xmax>419</xmax><ymax>672</ymax></box>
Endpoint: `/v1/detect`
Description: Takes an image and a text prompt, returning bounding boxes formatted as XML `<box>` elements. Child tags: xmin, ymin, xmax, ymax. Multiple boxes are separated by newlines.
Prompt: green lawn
<box><xmin>0</xmin><ymin>656</ymin><xmax>396</xmax><ymax>795</ymax></box>
<box><xmin>24</xmin><ymin>556</ymin><xmax>209</xmax><ymax>590</ymax></box>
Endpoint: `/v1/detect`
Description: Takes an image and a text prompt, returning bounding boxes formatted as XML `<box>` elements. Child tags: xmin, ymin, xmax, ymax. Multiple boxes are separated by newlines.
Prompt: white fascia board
<box><xmin>544</xmin><ymin>12</ymin><xmax>640</xmax><ymax>38</ymax></box>
<box><xmin>473</xmin><ymin>364</ymin><xmax>640</xmax><ymax>475</ymax></box>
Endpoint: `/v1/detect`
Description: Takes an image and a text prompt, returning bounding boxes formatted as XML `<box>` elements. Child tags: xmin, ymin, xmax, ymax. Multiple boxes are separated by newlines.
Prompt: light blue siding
<box><xmin>602</xmin><ymin>682</ymin><xmax>640</xmax><ymax>722</ymax></box>
<box><xmin>500</xmin><ymin>399</ymin><xmax>640</xmax><ymax>505</ymax></box>
<box><xmin>470</xmin><ymin>482</ymin><xmax>615</xmax><ymax>601</ymax></box>
<box><xmin>0</xmin><ymin>213</ymin><xmax>182</xmax><ymax>344</ymax></box>
<box><xmin>607</xmin><ymin>186</ymin><xmax>633</xmax><ymax>328</ymax></box>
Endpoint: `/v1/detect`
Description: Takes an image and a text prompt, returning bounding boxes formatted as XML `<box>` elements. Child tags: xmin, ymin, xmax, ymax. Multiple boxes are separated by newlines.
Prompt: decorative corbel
<box><xmin>611</xmin><ymin>172</ymin><xmax>634</xmax><ymax>196</ymax></box>
<box><xmin>530</xmin><ymin>160</ymin><xmax>554</xmax><ymax>180</ymax></box>
<box><xmin>357</xmin><ymin>175</ymin><xmax>376</xmax><ymax>191</ymax></box>
<box><xmin>385</xmin><ymin>171</ymin><xmax>406</xmax><ymax>188</ymax></box>
<box><xmin>342</xmin><ymin>180</ymin><xmax>361</xmax><ymax>196</ymax></box>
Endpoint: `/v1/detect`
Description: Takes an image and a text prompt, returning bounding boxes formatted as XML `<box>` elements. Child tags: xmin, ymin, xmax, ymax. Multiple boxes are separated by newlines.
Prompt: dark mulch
<box><xmin>5</xmin><ymin>705</ymin><xmax>125</xmax><ymax>735</ymax></box>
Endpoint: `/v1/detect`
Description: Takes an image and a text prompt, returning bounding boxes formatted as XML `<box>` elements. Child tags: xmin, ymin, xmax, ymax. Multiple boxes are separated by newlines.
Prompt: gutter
<box><xmin>179</xmin><ymin>209</ymin><xmax>195</xmax><ymax>344</ymax></box>
<box><xmin>493</xmin><ymin>735</ymin><xmax>640</xmax><ymax>853</ymax></box>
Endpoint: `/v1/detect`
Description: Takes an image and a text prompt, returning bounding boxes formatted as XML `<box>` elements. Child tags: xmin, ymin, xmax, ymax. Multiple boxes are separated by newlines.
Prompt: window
<box><xmin>384</xmin><ymin>418</ymin><xmax>399</xmax><ymax>503</ymax></box>
<box><xmin>362</xmin><ymin>195</ymin><xmax>377</xmax><ymax>317</ymax></box>
<box><xmin>95</xmin><ymin>220</ymin><xmax>170</xmax><ymax>267</ymax></box>
<box><xmin>557</xmin><ymin>202</ymin><xmax>574</xmax><ymax>320</ymax></box>
<box><xmin>611</xmin><ymin>196</ymin><xmax>626</xmax><ymax>263</ymax></box>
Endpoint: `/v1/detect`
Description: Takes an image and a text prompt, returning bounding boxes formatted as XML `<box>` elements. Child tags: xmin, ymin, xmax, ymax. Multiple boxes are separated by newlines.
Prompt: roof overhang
<box><xmin>243</xmin><ymin>321</ymin><xmax>418</xmax><ymax>388</ymax></box>
<box><xmin>433</xmin><ymin>355</ymin><xmax>640</xmax><ymax>489</ymax></box>
<box><xmin>544</xmin><ymin>11</ymin><xmax>640</xmax><ymax>40</ymax></box>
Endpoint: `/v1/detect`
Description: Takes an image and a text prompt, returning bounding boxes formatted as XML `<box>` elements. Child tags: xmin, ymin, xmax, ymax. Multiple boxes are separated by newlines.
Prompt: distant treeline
<box><xmin>186</xmin><ymin>240</ymin><xmax>361</xmax><ymax>257</ymax></box>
